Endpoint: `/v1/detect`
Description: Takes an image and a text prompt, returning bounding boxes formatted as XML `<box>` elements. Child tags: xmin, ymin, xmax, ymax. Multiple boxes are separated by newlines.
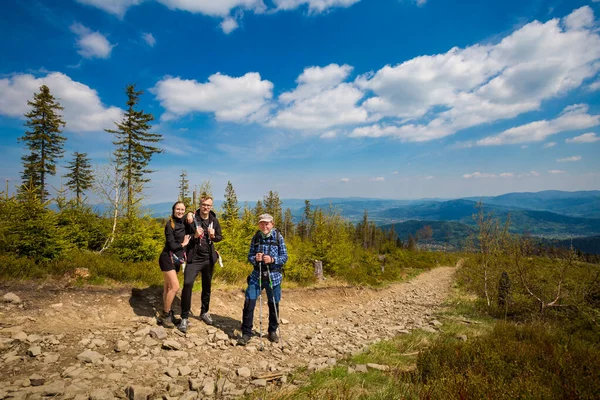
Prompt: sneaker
<box><xmin>268</xmin><ymin>331</ymin><xmax>279</xmax><ymax>343</ymax></box>
<box><xmin>237</xmin><ymin>334</ymin><xmax>252</xmax><ymax>346</ymax></box>
<box><xmin>200</xmin><ymin>312</ymin><xmax>213</xmax><ymax>325</ymax></box>
<box><xmin>159</xmin><ymin>311</ymin><xmax>175</xmax><ymax>328</ymax></box>
<box><xmin>169</xmin><ymin>310</ymin><xmax>181</xmax><ymax>325</ymax></box>
<box><xmin>178</xmin><ymin>318</ymin><xmax>189</xmax><ymax>333</ymax></box>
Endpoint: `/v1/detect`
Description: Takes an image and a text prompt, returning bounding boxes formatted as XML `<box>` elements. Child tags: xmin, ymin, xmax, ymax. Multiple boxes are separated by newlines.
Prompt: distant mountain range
<box><xmin>141</xmin><ymin>190</ymin><xmax>600</xmax><ymax>252</ymax></box>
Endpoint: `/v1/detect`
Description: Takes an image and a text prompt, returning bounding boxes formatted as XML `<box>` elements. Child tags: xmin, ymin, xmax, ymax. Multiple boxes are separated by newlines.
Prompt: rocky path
<box><xmin>0</xmin><ymin>266</ymin><xmax>455</xmax><ymax>399</ymax></box>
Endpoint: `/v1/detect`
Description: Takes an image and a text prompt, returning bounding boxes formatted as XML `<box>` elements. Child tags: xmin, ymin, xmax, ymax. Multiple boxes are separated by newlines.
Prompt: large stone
<box><xmin>27</xmin><ymin>346</ymin><xmax>42</xmax><ymax>357</ymax></box>
<box><xmin>237</xmin><ymin>366</ymin><xmax>251</xmax><ymax>378</ymax></box>
<box><xmin>3</xmin><ymin>292</ymin><xmax>21</xmax><ymax>304</ymax></box>
<box><xmin>149</xmin><ymin>327</ymin><xmax>167</xmax><ymax>340</ymax></box>
<box><xmin>125</xmin><ymin>385</ymin><xmax>153</xmax><ymax>400</ymax></box>
<box><xmin>77</xmin><ymin>349</ymin><xmax>104</xmax><ymax>364</ymax></box>
<box><xmin>162</xmin><ymin>340</ymin><xmax>182</xmax><ymax>350</ymax></box>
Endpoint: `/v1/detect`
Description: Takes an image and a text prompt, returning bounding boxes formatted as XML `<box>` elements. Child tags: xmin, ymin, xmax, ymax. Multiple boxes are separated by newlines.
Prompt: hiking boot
<box><xmin>159</xmin><ymin>311</ymin><xmax>175</xmax><ymax>329</ymax></box>
<box><xmin>178</xmin><ymin>318</ymin><xmax>190</xmax><ymax>333</ymax></box>
<box><xmin>169</xmin><ymin>310</ymin><xmax>181</xmax><ymax>325</ymax></box>
<box><xmin>237</xmin><ymin>334</ymin><xmax>252</xmax><ymax>346</ymax></box>
<box><xmin>200</xmin><ymin>312</ymin><xmax>213</xmax><ymax>325</ymax></box>
<box><xmin>268</xmin><ymin>331</ymin><xmax>279</xmax><ymax>343</ymax></box>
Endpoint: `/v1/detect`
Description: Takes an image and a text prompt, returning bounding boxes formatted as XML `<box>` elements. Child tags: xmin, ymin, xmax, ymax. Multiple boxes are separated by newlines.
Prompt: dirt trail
<box><xmin>0</xmin><ymin>266</ymin><xmax>456</xmax><ymax>398</ymax></box>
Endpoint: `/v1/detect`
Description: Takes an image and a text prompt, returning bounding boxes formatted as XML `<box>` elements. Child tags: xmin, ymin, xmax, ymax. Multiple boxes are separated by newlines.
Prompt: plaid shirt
<box><xmin>247</xmin><ymin>230</ymin><xmax>288</xmax><ymax>287</ymax></box>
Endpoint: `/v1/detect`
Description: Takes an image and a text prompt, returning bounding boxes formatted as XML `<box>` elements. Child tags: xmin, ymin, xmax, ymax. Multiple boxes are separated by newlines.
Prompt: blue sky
<box><xmin>1</xmin><ymin>0</ymin><xmax>599</xmax><ymax>204</ymax></box>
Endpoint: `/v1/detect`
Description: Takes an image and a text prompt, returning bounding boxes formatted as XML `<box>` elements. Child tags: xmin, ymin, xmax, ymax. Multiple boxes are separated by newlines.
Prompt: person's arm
<box><xmin>273</xmin><ymin>235</ymin><xmax>288</xmax><ymax>265</ymax></box>
<box><xmin>165</xmin><ymin>223</ymin><xmax>182</xmax><ymax>252</ymax></box>
<box><xmin>248</xmin><ymin>236</ymin><xmax>258</xmax><ymax>265</ymax></box>
<box><xmin>212</xmin><ymin>217</ymin><xmax>223</xmax><ymax>243</ymax></box>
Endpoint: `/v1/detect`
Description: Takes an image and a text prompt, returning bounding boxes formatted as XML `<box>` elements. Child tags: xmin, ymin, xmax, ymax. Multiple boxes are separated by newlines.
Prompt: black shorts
<box><xmin>159</xmin><ymin>251</ymin><xmax>179</xmax><ymax>273</ymax></box>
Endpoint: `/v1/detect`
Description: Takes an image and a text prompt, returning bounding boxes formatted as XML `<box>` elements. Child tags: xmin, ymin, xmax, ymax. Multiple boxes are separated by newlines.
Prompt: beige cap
<box><xmin>258</xmin><ymin>213</ymin><xmax>273</xmax><ymax>223</ymax></box>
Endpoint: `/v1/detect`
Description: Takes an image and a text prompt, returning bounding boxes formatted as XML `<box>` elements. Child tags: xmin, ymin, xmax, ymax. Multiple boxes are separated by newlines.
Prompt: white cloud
<box><xmin>142</xmin><ymin>32</ymin><xmax>156</xmax><ymax>46</ymax></box>
<box><xmin>588</xmin><ymin>79</ymin><xmax>600</xmax><ymax>91</ymax></box>
<box><xmin>462</xmin><ymin>171</ymin><xmax>514</xmax><ymax>179</ymax></box>
<box><xmin>75</xmin><ymin>0</ymin><xmax>142</xmax><ymax>17</ymax></box>
<box><xmin>476</xmin><ymin>104</ymin><xmax>600</xmax><ymax>145</ymax></box>
<box><xmin>340</xmin><ymin>177</ymin><xmax>350</xmax><ymax>182</ymax></box>
<box><xmin>518</xmin><ymin>170</ymin><xmax>540</xmax><ymax>177</ymax></box>
<box><xmin>70</xmin><ymin>23</ymin><xmax>115</xmax><ymax>59</ymax></box>
<box><xmin>543</xmin><ymin>141</ymin><xmax>556</xmax><ymax>148</ymax></box>
<box><xmin>220</xmin><ymin>17</ymin><xmax>239</xmax><ymax>34</ymax></box>
<box><xmin>269</xmin><ymin>64</ymin><xmax>370</xmax><ymax>130</ymax></box>
<box><xmin>352</xmin><ymin>6</ymin><xmax>600</xmax><ymax>142</ymax></box>
<box><xmin>566</xmin><ymin>132</ymin><xmax>599</xmax><ymax>143</ymax></box>
<box><xmin>548</xmin><ymin>169</ymin><xmax>566</xmax><ymax>174</ymax></box>
<box><xmin>273</xmin><ymin>0</ymin><xmax>361</xmax><ymax>13</ymax></box>
<box><xmin>320</xmin><ymin>130</ymin><xmax>337</xmax><ymax>138</ymax></box>
<box><xmin>372</xmin><ymin>177</ymin><xmax>385</xmax><ymax>182</ymax></box>
<box><xmin>521</xmin><ymin>145</ymin><xmax>528</xmax><ymax>149</ymax></box>
<box><xmin>557</xmin><ymin>155</ymin><xmax>582</xmax><ymax>162</ymax></box>
<box><xmin>77</xmin><ymin>0</ymin><xmax>362</xmax><ymax>34</ymax></box>
<box><xmin>0</xmin><ymin>72</ymin><xmax>122</xmax><ymax>132</ymax></box>
<box><xmin>424</xmin><ymin>175</ymin><xmax>434</xmax><ymax>179</ymax></box>
<box><xmin>153</xmin><ymin>72</ymin><xmax>273</xmax><ymax>122</ymax></box>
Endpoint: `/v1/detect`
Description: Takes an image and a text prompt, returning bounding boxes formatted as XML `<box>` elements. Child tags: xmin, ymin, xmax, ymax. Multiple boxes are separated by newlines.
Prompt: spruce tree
<box><xmin>222</xmin><ymin>181</ymin><xmax>240</xmax><ymax>221</ymax></box>
<box><xmin>19</xmin><ymin>85</ymin><xmax>66</xmax><ymax>202</ymax></box>
<box><xmin>64</xmin><ymin>151</ymin><xmax>94</xmax><ymax>206</ymax></box>
<box><xmin>263</xmin><ymin>190</ymin><xmax>282</xmax><ymax>227</ymax></box>
<box><xmin>178</xmin><ymin>170</ymin><xmax>191</xmax><ymax>206</ymax></box>
<box><xmin>106</xmin><ymin>84</ymin><xmax>162</xmax><ymax>218</ymax></box>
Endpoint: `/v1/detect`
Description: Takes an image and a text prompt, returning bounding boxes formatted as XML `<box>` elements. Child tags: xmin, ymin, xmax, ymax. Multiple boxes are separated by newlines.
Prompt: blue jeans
<box><xmin>241</xmin><ymin>276</ymin><xmax>281</xmax><ymax>335</ymax></box>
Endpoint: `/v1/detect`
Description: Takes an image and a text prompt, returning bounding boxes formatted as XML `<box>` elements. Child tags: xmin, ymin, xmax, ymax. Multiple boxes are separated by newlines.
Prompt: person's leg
<box><xmin>241</xmin><ymin>279</ymin><xmax>260</xmax><ymax>337</ymax></box>
<box><xmin>180</xmin><ymin>263</ymin><xmax>200</xmax><ymax>319</ymax></box>
<box><xmin>163</xmin><ymin>270</ymin><xmax>180</xmax><ymax>313</ymax></box>
<box><xmin>266</xmin><ymin>284</ymin><xmax>281</xmax><ymax>335</ymax></box>
<box><xmin>200</xmin><ymin>260</ymin><xmax>213</xmax><ymax>315</ymax></box>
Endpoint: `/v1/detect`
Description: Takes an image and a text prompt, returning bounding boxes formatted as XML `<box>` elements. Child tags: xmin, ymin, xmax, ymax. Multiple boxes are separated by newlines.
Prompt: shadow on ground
<box><xmin>129</xmin><ymin>286</ymin><xmax>182</xmax><ymax>318</ymax></box>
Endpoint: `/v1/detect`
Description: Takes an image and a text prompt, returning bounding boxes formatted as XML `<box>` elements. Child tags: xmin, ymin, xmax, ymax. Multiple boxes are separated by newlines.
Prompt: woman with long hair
<box><xmin>157</xmin><ymin>201</ymin><xmax>191</xmax><ymax>328</ymax></box>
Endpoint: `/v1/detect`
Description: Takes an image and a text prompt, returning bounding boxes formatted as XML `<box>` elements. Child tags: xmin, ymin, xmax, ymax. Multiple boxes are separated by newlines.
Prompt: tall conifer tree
<box><xmin>106</xmin><ymin>84</ymin><xmax>162</xmax><ymax>218</ymax></box>
<box><xmin>64</xmin><ymin>151</ymin><xmax>93</xmax><ymax>206</ymax></box>
<box><xmin>222</xmin><ymin>181</ymin><xmax>240</xmax><ymax>221</ymax></box>
<box><xmin>19</xmin><ymin>85</ymin><xmax>66</xmax><ymax>202</ymax></box>
<box><xmin>178</xmin><ymin>170</ymin><xmax>191</xmax><ymax>206</ymax></box>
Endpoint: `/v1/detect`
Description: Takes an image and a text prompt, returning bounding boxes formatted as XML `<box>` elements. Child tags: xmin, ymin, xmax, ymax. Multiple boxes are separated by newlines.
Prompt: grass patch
<box><xmin>248</xmin><ymin>285</ymin><xmax>600</xmax><ymax>400</ymax></box>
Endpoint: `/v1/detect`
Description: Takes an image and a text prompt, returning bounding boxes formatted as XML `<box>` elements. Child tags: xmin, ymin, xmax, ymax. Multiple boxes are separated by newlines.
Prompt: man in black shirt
<box><xmin>178</xmin><ymin>195</ymin><xmax>223</xmax><ymax>333</ymax></box>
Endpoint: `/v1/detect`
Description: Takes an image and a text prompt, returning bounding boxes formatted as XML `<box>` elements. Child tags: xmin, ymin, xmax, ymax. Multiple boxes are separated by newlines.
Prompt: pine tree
<box><xmin>222</xmin><ymin>181</ymin><xmax>240</xmax><ymax>221</ymax></box>
<box><xmin>263</xmin><ymin>190</ymin><xmax>282</xmax><ymax>227</ymax></box>
<box><xmin>178</xmin><ymin>170</ymin><xmax>191</xmax><ymax>206</ymax></box>
<box><xmin>64</xmin><ymin>152</ymin><xmax>94</xmax><ymax>206</ymax></box>
<box><xmin>19</xmin><ymin>85</ymin><xmax>66</xmax><ymax>202</ymax></box>
<box><xmin>282</xmin><ymin>208</ymin><xmax>294</xmax><ymax>237</ymax></box>
<box><xmin>106</xmin><ymin>84</ymin><xmax>162</xmax><ymax>218</ymax></box>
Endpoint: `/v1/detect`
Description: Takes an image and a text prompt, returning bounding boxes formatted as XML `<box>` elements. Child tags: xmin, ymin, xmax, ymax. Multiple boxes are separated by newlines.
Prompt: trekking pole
<box><xmin>258</xmin><ymin>259</ymin><xmax>264</xmax><ymax>351</ymax></box>
<box><xmin>266</xmin><ymin>263</ymin><xmax>283</xmax><ymax>348</ymax></box>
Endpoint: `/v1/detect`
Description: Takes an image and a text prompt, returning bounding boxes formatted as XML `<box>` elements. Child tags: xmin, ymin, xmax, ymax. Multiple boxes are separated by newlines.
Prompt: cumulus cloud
<box><xmin>543</xmin><ymin>141</ymin><xmax>556</xmax><ymax>148</ymax></box>
<box><xmin>269</xmin><ymin>64</ymin><xmax>370</xmax><ymax>130</ymax></box>
<box><xmin>476</xmin><ymin>104</ymin><xmax>600</xmax><ymax>145</ymax></box>
<box><xmin>557</xmin><ymin>155</ymin><xmax>582</xmax><ymax>162</ymax></box>
<box><xmin>548</xmin><ymin>169</ymin><xmax>566</xmax><ymax>174</ymax></box>
<box><xmin>142</xmin><ymin>32</ymin><xmax>156</xmax><ymax>46</ymax></box>
<box><xmin>372</xmin><ymin>177</ymin><xmax>385</xmax><ymax>182</ymax></box>
<box><xmin>566</xmin><ymin>132</ymin><xmax>599</xmax><ymax>143</ymax></box>
<box><xmin>153</xmin><ymin>72</ymin><xmax>273</xmax><ymax>122</ymax></box>
<box><xmin>70</xmin><ymin>23</ymin><xmax>115</xmax><ymax>59</ymax></box>
<box><xmin>352</xmin><ymin>6</ymin><xmax>600</xmax><ymax>142</ymax></box>
<box><xmin>0</xmin><ymin>72</ymin><xmax>122</xmax><ymax>132</ymax></box>
<box><xmin>220</xmin><ymin>17</ymin><xmax>239</xmax><ymax>34</ymax></box>
<box><xmin>77</xmin><ymin>0</ymin><xmax>363</xmax><ymax>33</ymax></box>
<box><xmin>340</xmin><ymin>177</ymin><xmax>350</xmax><ymax>182</ymax></box>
